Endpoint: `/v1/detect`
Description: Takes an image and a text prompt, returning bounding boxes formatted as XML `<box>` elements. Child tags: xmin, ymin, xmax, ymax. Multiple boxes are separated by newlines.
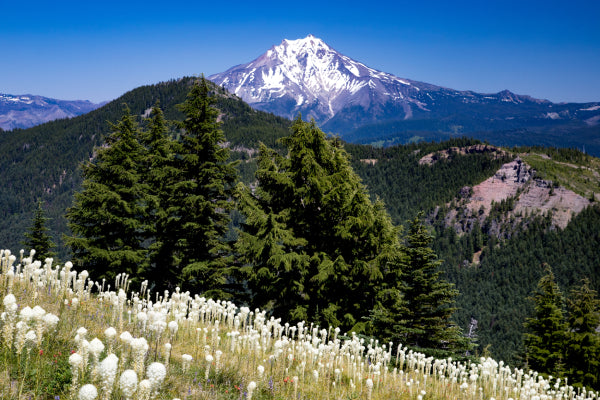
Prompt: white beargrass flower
<box><xmin>138</xmin><ymin>379</ymin><xmax>151</xmax><ymax>400</ymax></box>
<box><xmin>205</xmin><ymin>354</ymin><xmax>213</xmax><ymax>380</ymax></box>
<box><xmin>104</xmin><ymin>327</ymin><xmax>116</xmax><ymax>340</ymax></box>
<box><xmin>14</xmin><ymin>320</ymin><xmax>28</xmax><ymax>354</ymax></box>
<box><xmin>104</xmin><ymin>327</ymin><xmax>117</xmax><ymax>354</ymax></box>
<box><xmin>43</xmin><ymin>313</ymin><xmax>59</xmax><ymax>331</ymax></box>
<box><xmin>181</xmin><ymin>354</ymin><xmax>192</xmax><ymax>373</ymax></box>
<box><xmin>247</xmin><ymin>381</ymin><xmax>257</xmax><ymax>400</ymax></box>
<box><xmin>119</xmin><ymin>330</ymin><xmax>133</xmax><ymax>345</ymax></box>
<box><xmin>78</xmin><ymin>384</ymin><xmax>98</xmax><ymax>400</ymax></box>
<box><xmin>164</xmin><ymin>343</ymin><xmax>172</xmax><ymax>367</ymax></box>
<box><xmin>3</xmin><ymin>293</ymin><xmax>17</xmax><ymax>307</ymax></box>
<box><xmin>119</xmin><ymin>369</ymin><xmax>138</xmax><ymax>400</ymax></box>
<box><xmin>24</xmin><ymin>329</ymin><xmax>37</xmax><ymax>349</ymax></box>
<box><xmin>131</xmin><ymin>337</ymin><xmax>149</xmax><ymax>377</ymax></box>
<box><xmin>257</xmin><ymin>365</ymin><xmax>264</xmax><ymax>378</ymax></box>
<box><xmin>366</xmin><ymin>378</ymin><xmax>374</xmax><ymax>400</ymax></box>
<box><xmin>168</xmin><ymin>320</ymin><xmax>178</xmax><ymax>336</ymax></box>
<box><xmin>19</xmin><ymin>306</ymin><xmax>33</xmax><ymax>322</ymax></box>
<box><xmin>146</xmin><ymin>362</ymin><xmax>167</xmax><ymax>391</ymax></box>
<box><xmin>89</xmin><ymin>338</ymin><xmax>105</xmax><ymax>361</ymax></box>
<box><xmin>99</xmin><ymin>354</ymin><xmax>119</xmax><ymax>400</ymax></box>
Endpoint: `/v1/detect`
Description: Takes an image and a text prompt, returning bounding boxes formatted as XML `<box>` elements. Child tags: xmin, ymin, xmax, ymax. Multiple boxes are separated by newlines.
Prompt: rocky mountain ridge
<box><xmin>0</xmin><ymin>93</ymin><xmax>101</xmax><ymax>131</ymax></box>
<box><xmin>436</xmin><ymin>153</ymin><xmax>593</xmax><ymax>243</ymax></box>
<box><xmin>210</xmin><ymin>35</ymin><xmax>600</xmax><ymax>155</ymax></box>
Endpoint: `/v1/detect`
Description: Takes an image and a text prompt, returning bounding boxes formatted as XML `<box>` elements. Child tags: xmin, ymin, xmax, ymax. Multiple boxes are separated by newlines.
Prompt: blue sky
<box><xmin>2</xmin><ymin>0</ymin><xmax>599</xmax><ymax>104</ymax></box>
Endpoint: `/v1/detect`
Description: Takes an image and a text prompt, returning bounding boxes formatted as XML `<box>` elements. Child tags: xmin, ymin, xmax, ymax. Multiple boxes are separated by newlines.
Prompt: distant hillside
<box><xmin>0</xmin><ymin>77</ymin><xmax>290</xmax><ymax>257</ymax></box>
<box><xmin>0</xmin><ymin>93</ymin><xmax>102</xmax><ymax>130</ymax></box>
<box><xmin>345</xmin><ymin>141</ymin><xmax>600</xmax><ymax>363</ymax></box>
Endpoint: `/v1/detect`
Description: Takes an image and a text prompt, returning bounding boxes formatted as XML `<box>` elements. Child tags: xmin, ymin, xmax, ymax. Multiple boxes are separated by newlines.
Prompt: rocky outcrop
<box><xmin>419</xmin><ymin>144</ymin><xmax>507</xmax><ymax>166</ymax></box>
<box><xmin>442</xmin><ymin>157</ymin><xmax>591</xmax><ymax>236</ymax></box>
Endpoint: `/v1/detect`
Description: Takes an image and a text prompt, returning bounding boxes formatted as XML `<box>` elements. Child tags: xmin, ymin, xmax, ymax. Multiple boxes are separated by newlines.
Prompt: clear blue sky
<box><xmin>2</xmin><ymin>0</ymin><xmax>599</xmax><ymax>104</ymax></box>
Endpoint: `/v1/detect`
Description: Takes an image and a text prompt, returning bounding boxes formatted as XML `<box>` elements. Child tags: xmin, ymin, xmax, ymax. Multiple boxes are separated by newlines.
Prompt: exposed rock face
<box><xmin>443</xmin><ymin>157</ymin><xmax>590</xmax><ymax>234</ymax></box>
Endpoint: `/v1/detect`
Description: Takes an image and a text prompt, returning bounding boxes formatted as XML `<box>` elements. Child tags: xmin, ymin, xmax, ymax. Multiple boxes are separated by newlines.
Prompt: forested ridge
<box><xmin>3</xmin><ymin>77</ymin><xmax>600</xmax><ymax>387</ymax></box>
<box><xmin>0</xmin><ymin>77</ymin><xmax>291</xmax><ymax>256</ymax></box>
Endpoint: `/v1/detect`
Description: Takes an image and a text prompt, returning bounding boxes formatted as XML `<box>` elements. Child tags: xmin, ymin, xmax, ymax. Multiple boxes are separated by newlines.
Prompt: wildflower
<box><xmin>205</xmin><ymin>354</ymin><xmax>213</xmax><ymax>380</ymax></box>
<box><xmin>366</xmin><ymin>378</ymin><xmax>374</xmax><ymax>400</ymax></box>
<box><xmin>99</xmin><ymin>354</ymin><xmax>119</xmax><ymax>399</ymax></box>
<box><xmin>14</xmin><ymin>321</ymin><xmax>28</xmax><ymax>354</ymax></box>
<box><xmin>182</xmin><ymin>354</ymin><xmax>192</xmax><ymax>373</ymax></box>
<box><xmin>258</xmin><ymin>365</ymin><xmax>264</xmax><ymax>378</ymax></box>
<box><xmin>164</xmin><ymin>343</ymin><xmax>172</xmax><ymax>367</ymax></box>
<box><xmin>137</xmin><ymin>379</ymin><xmax>151</xmax><ymax>400</ymax></box>
<box><xmin>168</xmin><ymin>320</ymin><xmax>178</xmax><ymax>336</ymax></box>
<box><xmin>78</xmin><ymin>384</ymin><xmax>98</xmax><ymax>400</ymax></box>
<box><xmin>247</xmin><ymin>381</ymin><xmax>257</xmax><ymax>400</ymax></box>
<box><xmin>43</xmin><ymin>313</ymin><xmax>60</xmax><ymax>331</ymax></box>
<box><xmin>119</xmin><ymin>369</ymin><xmax>138</xmax><ymax>399</ymax></box>
<box><xmin>146</xmin><ymin>362</ymin><xmax>167</xmax><ymax>395</ymax></box>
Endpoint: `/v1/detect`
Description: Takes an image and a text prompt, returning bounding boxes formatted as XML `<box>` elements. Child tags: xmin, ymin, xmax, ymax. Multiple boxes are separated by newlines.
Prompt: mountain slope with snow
<box><xmin>0</xmin><ymin>93</ymin><xmax>101</xmax><ymax>131</ymax></box>
<box><xmin>209</xmin><ymin>35</ymin><xmax>600</xmax><ymax>153</ymax></box>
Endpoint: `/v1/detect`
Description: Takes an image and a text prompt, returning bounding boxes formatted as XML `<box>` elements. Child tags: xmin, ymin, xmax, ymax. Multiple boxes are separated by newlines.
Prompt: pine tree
<box><xmin>167</xmin><ymin>77</ymin><xmax>238</xmax><ymax>298</ymax></box>
<box><xmin>65</xmin><ymin>107</ymin><xmax>149</xmax><ymax>282</ymax></box>
<box><xmin>235</xmin><ymin>117</ymin><xmax>399</xmax><ymax>331</ymax></box>
<box><xmin>390</xmin><ymin>213</ymin><xmax>469</xmax><ymax>355</ymax></box>
<box><xmin>565</xmin><ymin>279</ymin><xmax>600</xmax><ymax>389</ymax></box>
<box><xmin>138</xmin><ymin>102</ymin><xmax>180</xmax><ymax>288</ymax></box>
<box><xmin>524</xmin><ymin>265</ymin><xmax>567</xmax><ymax>376</ymax></box>
<box><xmin>22</xmin><ymin>200</ymin><xmax>56</xmax><ymax>261</ymax></box>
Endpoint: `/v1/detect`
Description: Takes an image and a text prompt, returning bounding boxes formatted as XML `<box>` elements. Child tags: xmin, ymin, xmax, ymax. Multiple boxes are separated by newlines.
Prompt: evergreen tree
<box><xmin>138</xmin><ymin>102</ymin><xmax>179</xmax><ymax>287</ymax></box>
<box><xmin>235</xmin><ymin>116</ymin><xmax>399</xmax><ymax>331</ymax></box>
<box><xmin>390</xmin><ymin>213</ymin><xmax>469</xmax><ymax>355</ymax></box>
<box><xmin>65</xmin><ymin>107</ymin><xmax>149</xmax><ymax>281</ymax></box>
<box><xmin>22</xmin><ymin>200</ymin><xmax>56</xmax><ymax>261</ymax></box>
<box><xmin>565</xmin><ymin>279</ymin><xmax>600</xmax><ymax>389</ymax></box>
<box><xmin>524</xmin><ymin>265</ymin><xmax>567</xmax><ymax>376</ymax></box>
<box><xmin>167</xmin><ymin>77</ymin><xmax>238</xmax><ymax>298</ymax></box>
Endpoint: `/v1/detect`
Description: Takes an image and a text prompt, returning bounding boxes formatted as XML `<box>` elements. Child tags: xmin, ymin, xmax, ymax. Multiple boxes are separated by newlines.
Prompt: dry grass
<box><xmin>0</xmin><ymin>250</ymin><xmax>597</xmax><ymax>400</ymax></box>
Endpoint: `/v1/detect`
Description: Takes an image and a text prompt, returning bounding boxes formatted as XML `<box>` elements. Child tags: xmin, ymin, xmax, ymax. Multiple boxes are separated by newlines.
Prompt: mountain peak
<box><xmin>209</xmin><ymin>35</ymin><xmax>419</xmax><ymax>125</ymax></box>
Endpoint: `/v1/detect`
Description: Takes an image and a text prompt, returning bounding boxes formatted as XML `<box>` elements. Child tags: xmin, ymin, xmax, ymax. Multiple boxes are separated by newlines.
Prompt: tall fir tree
<box><xmin>235</xmin><ymin>116</ymin><xmax>399</xmax><ymax>331</ymax></box>
<box><xmin>524</xmin><ymin>265</ymin><xmax>567</xmax><ymax>377</ymax></box>
<box><xmin>22</xmin><ymin>200</ymin><xmax>57</xmax><ymax>261</ymax></box>
<box><xmin>167</xmin><ymin>77</ymin><xmax>238</xmax><ymax>298</ymax></box>
<box><xmin>137</xmin><ymin>102</ymin><xmax>180</xmax><ymax>288</ymax></box>
<box><xmin>65</xmin><ymin>107</ymin><xmax>149</xmax><ymax>282</ymax></box>
<box><xmin>565</xmin><ymin>279</ymin><xmax>600</xmax><ymax>389</ymax></box>
<box><xmin>384</xmin><ymin>213</ymin><xmax>469</xmax><ymax>356</ymax></box>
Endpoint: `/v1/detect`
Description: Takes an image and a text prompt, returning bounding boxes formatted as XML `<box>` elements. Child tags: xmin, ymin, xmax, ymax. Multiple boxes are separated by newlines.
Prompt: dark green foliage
<box><xmin>167</xmin><ymin>78</ymin><xmax>239</xmax><ymax>297</ymax></box>
<box><xmin>524</xmin><ymin>265</ymin><xmax>567</xmax><ymax>376</ymax></box>
<box><xmin>384</xmin><ymin>214</ymin><xmax>470</xmax><ymax>356</ymax></box>
<box><xmin>138</xmin><ymin>103</ymin><xmax>180</xmax><ymax>287</ymax></box>
<box><xmin>564</xmin><ymin>279</ymin><xmax>600</xmax><ymax>389</ymax></box>
<box><xmin>236</xmin><ymin>117</ymin><xmax>399</xmax><ymax>331</ymax></box>
<box><xmin>22</xmin><ymin>200</ymin><xmax>57</xmax><ymax>261</ymax></box>
<box><xmin>446</xmin><ymin>205</ymin><xmax>600</xmax><ymax>365</ymax></box>
<box><xmin>0</xmin><ymin>77</ymin><xmax>290</xmax><ymax>260</ymax></box>
<box><xmin>65</xmin><ymin>107</ymin><xmax>149</xmax><ymax>282</ymax></box>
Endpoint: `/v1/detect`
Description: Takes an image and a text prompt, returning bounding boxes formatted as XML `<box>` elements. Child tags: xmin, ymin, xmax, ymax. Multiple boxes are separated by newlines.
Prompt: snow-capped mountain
<box><xmin>0</xmin><ymin>93</ymin><xmax>101</xmax><ymax>131</ymax></box>
<box><xmin>209</xmin><ymin>34</ymin><xmax>434</xmax><ymax>127</ymax></box>
<box><xmin>209</xmin><ymin>35</ymin><xmax>600</xmax><ymax>139</ymax></box>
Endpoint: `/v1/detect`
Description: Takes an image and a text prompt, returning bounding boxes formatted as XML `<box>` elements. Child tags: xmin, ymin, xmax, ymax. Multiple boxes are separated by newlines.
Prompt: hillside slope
<box><xmin>0</xmin><ymin>77</ymin><xmax>290</xmax><ymax>257</ymax></box>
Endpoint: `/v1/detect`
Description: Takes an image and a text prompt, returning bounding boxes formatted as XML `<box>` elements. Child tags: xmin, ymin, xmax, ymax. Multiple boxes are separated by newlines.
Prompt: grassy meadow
<box><xmin>0</xmin><ymin>249</ymin><xmax>597</xmax><ymax>400</ymax></box>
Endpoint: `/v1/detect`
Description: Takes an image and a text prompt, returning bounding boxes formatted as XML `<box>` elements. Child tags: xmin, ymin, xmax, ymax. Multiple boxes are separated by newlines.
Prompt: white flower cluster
<box><xmin>2</xmin><ymin>249</ymin><xmax>599</xmax><ymax>400</ymax></box>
